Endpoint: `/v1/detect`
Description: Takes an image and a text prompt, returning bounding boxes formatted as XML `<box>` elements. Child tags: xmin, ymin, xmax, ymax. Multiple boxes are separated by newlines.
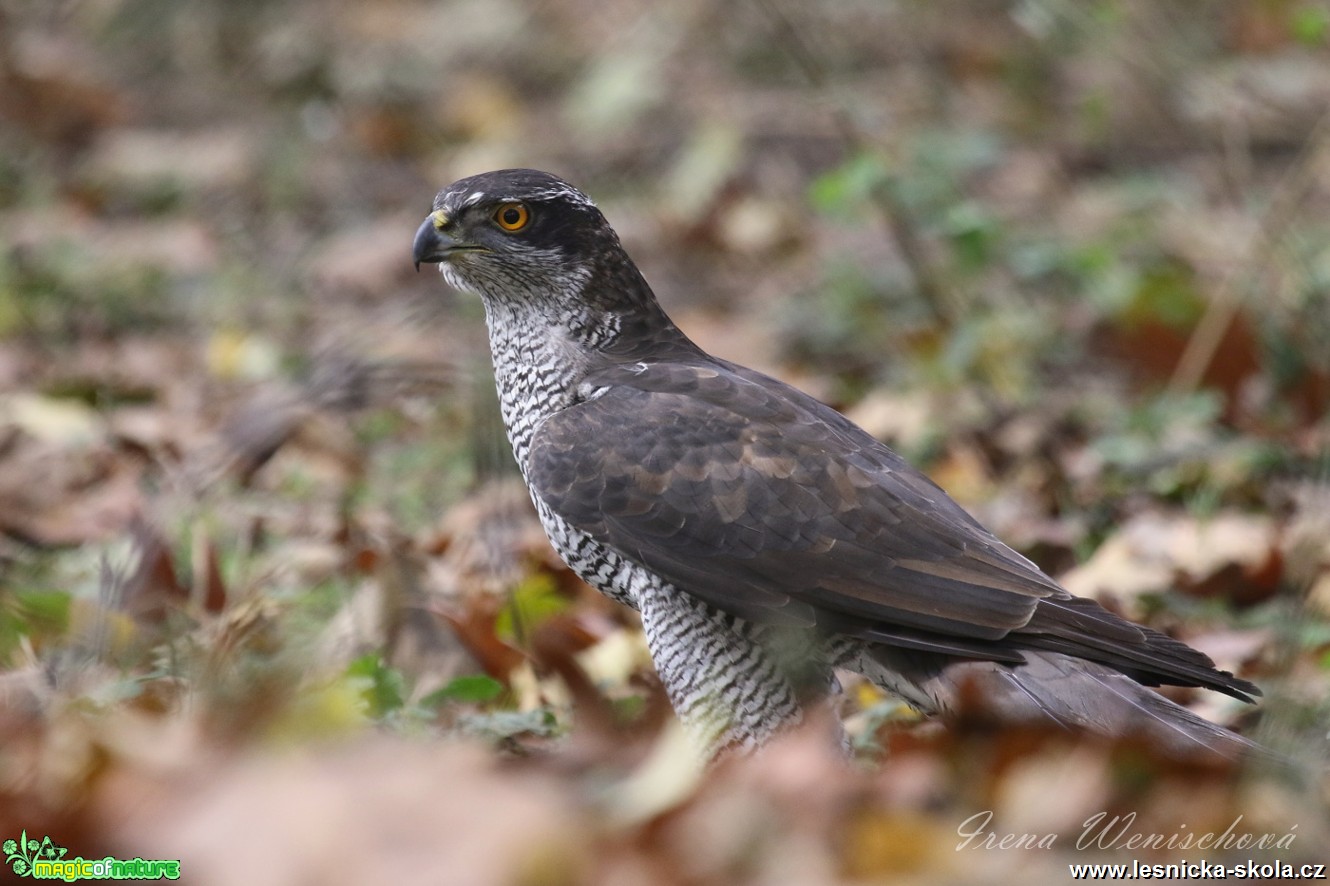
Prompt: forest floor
<box><xmin>1</xmin><ymin>2</ymin><xmax>1328</xmax><ymax>883</ymax></box>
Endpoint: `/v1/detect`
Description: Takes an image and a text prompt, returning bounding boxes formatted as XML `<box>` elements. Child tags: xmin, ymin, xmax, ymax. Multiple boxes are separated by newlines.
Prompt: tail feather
<box><xmin>992</xmin><ymin>652</ymin><xmax>1257</xmax><ymax>759</ymax></box>
<box><xmin>856</xmin><ymin>645</ymin><xmax>1261</xmax><ymax>761</ymax></box>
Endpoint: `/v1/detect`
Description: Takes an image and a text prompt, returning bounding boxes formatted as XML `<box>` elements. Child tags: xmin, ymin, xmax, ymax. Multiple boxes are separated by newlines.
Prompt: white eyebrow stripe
<box><xmin>526</xmin><ymin>185</ymin><xmax>595</xmax><ymax>206</ymax></box>
<box><xmin>443</xmin><ymin>180</ymin><xmax>599</xmax><ymax>211</ymax></box>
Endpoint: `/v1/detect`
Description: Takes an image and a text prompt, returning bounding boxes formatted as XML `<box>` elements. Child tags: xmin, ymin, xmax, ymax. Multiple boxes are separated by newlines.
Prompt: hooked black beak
<box><xmin>412</xmin><ymin>214</ymin><xmax>460</xmax><ymax>272</ymax></box>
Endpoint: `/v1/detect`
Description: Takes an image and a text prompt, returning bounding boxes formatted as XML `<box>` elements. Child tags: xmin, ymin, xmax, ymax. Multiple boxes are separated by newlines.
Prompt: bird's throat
<box><xmin>480</xmin><ymin>298</ymin><xmax>600</xmax><ymax>473</ymax></box>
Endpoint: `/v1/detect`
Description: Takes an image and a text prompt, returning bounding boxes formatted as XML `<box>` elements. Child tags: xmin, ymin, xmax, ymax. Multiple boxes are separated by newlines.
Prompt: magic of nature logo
<box><xmin>4</xmin><ymin>830</ymin><xmax>181</xmax><ymax>881</ymax></box>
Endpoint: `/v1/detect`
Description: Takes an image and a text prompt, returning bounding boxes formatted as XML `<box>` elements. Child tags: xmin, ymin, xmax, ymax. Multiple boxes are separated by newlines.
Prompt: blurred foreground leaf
<box><xmin>423</xmin><ymin>673</ymin><xmax>505</xmax><ymax>706</ymax></box>
<box><xmin>459</xmin><ymin>708</ymin><xmax>559</xmax><ymax>743</ymax></box>
<box><xmin>346</xmin><ymin>654</ymin><xmax>407</xmax><ymax>719</ymax></box>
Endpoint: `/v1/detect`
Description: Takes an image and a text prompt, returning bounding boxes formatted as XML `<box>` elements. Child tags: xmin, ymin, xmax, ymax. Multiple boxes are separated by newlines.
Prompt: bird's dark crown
<box><xmin>428</xmin><ymin>168</ymin><xmax>611</xmax><ymax>261</ymax></box>
<box><xmin>432</xmin><ymin>168</ymin><xmax>597</xmax><ymax>214</ymax></box>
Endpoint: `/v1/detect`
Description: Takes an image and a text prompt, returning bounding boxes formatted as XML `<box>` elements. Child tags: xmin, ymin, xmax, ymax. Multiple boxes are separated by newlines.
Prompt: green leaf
<box><xmin>17</xmin><ymin>590</ymin><xmax>71</xmax><ymax>633</ymax></box>
<box><xmin>809</xmin><ymin>153</ymin><xmax>890</xmax><ymax>214</ymax></box>
<box><xmin>1292</xmin><ymin>5</ymin><xmax>1329</xmax><ymax>45</ymax></box>
<box><xmin>422</xmin><ymin>674</ymin><xmax>505</xmax><ymax>706</ymax></box>
<box><xmin>611</xmin><ymin>693</ymin><xmax>647</xmax><ymax>725</ymax></box>
<box><xmin>0</xmin><ymin>590</ymin><xmax>72</xmax><ymax>660</ymax></box>
<box><xmin>345</xmin><ymin>654</ymin><xmax>406</xmax><ymax>719</ymax></box>
<box><xmin>941</xmin><ymin>202</ymin><xmax>998</xmax><ymax>271</ymax></box>
<box><xmin>495</xmin><ymin>574</ymin><xmax>568</xmax><ymax>643</ymax></box>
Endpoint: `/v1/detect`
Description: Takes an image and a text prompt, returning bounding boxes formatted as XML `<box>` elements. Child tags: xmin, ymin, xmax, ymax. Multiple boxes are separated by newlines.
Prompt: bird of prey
<box><xmin>412</xmin><ymin>168</ymin><xmax>1260</xmax><ymax>758</ymax></box>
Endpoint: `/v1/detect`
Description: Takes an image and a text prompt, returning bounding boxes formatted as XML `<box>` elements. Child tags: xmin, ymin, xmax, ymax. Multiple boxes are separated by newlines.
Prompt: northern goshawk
<box><xmin>412</xmin><ymin>168</ymin><xmax>1259</xmax><ymax>758</ymax></box>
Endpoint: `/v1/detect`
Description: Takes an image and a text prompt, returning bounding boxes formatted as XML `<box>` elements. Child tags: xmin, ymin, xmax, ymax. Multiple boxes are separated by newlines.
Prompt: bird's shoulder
<box><xmin>536</xmin><ymin>354</ymin><xmax>909</xmax><ymax>506</ymax></box>
<box><xmin>560</xmin><ymin>354</ymin><xmax>904</xmax><ymax>469</ymax></box>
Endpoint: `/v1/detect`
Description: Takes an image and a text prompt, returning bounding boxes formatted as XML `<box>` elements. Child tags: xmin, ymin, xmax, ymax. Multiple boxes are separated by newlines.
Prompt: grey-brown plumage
<box><xmin>413</xmin><ymin>168</ymin><xmax>1260</xmax><ymax>758</ymax></box>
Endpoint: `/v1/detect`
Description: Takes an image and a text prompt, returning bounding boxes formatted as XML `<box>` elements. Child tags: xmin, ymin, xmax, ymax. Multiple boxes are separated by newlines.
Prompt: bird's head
<box><xmin>412</xmin><ymin>168</ymin><xmax>629</xmax><ymax>310</ymax></box>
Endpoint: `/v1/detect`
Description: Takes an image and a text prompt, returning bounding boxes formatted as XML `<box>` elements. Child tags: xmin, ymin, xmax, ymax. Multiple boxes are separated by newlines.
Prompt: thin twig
<box><xmin>754</xmin><ymin>0</ymin><xmax>959</xmax><ymax>330</ymax></box>
<box><xmin>1168</xmin><ymin>108</ymin><xmax>1330</xmax><ymax>395</ymax></box>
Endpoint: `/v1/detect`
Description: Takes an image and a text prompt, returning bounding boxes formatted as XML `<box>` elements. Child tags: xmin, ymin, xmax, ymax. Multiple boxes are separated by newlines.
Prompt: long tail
<box><xmin>857</xmin><ymin>646</ymin><xmax>1261</xmax><ymax>761</ymax></box>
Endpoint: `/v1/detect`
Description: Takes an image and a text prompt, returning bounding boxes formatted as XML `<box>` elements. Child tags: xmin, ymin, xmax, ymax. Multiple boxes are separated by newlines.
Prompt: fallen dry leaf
<box><xmin>1061</xmin><ymin>511</ymin><xmax>1282</xmax><ymax>606</ymax></box>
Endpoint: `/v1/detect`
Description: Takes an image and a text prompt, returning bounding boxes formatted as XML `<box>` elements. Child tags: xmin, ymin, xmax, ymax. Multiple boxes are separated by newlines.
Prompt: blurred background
<box><xmin>1</xmin><ymin>1</ymin><xmax>1328</xmax><ymax>883</ymax></box>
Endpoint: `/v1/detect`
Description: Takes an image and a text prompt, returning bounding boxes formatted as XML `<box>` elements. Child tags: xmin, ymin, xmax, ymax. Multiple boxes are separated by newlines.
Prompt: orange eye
<box><xmin>493</xmin><ymin>202</ymin><xmax>530</xmax><ymax>232</ymax></box>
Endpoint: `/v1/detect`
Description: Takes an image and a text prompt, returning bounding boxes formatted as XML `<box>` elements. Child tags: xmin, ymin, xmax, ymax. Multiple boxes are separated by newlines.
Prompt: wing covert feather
<box><xmin>529</xmin><ymin>360</ymin><xmax>1057</xmax><ymax>640</ymax></box>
